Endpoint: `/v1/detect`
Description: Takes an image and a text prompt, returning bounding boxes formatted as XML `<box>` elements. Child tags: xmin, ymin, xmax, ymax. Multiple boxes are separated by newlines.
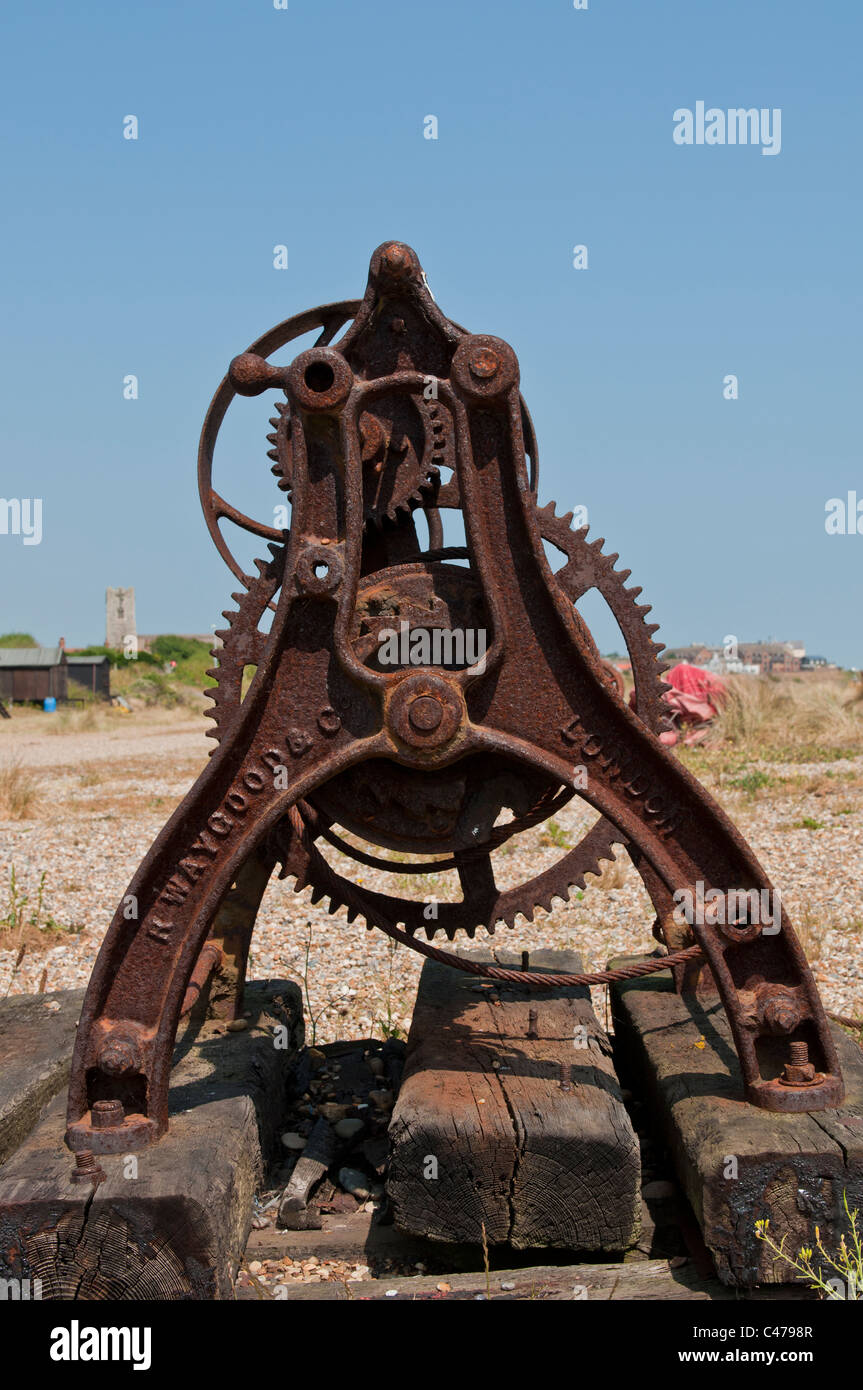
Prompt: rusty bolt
<box><xmin>71</xmin><ymin>1150</ymin><xmax>105</xmax><ymax>1185</ymax></box>
<box><xmin>527</xmin><ymin>1007</ymin><xmax>538</xmax><ymax>1039</ymax></box>
<box><xmin>468</xmin><ymin>347</ymin><xmax>500</xmax><ymax>381</ymax></box>
<box><xmin>91</xmin><ymin>1099</ymin><xmax>125</xmax><ymax>1130</ymax></box>
<box><xmin>99</xmin><ymin>1035</ymin><xmax>140</xmax><ymax>1077</ymax></box>
<box><xmin>408</xmin><ymin>695</ymin><xmax>443</xmax><ymax>733</ymax></box>
<box><xmin>780</xmin><ymin>1039</ymin><xmax>817</xmax><ymax>1086</ymax></box>
<box><xmin>521</xmin><ymin>950</ymin><xmax>530</xmax><ymax>972</ymax></box>
<box><xmin>451</xmin><ymin>335</ymin><xmax>519</xmax><ymax>401</ymax></box>
<box><xmin>757</xmin><ymin>988</ymin><xmax>803</xmax><ymax>1035</ymax></box>
<box><xmin>317</xmin><ymin>707</ymin><xmax>341</xmax><ymax>735</ymax></box>
<box><xmin>560</xmin><ymin>1062</ymin><xmax>572</xmax><ymax>1092</ymax></box>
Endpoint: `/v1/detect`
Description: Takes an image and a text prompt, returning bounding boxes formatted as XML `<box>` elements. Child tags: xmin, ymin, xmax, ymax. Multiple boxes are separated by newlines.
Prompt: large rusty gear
<box><xmin>66</xmin><ymin>241</ymin><xmax>843</xmax><ymax>1155</ymax></box>
<box><xmin>203</xmin><ymin>503</ymin><xmax>670</xmax><ymax>937</ymax></box>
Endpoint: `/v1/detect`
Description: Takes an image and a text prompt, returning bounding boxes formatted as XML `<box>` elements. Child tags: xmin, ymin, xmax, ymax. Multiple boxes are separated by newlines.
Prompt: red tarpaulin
<box><xmin>630</xmin><ymin>662</ymin><xmax>726</xmax><ymax>747</ymax></box>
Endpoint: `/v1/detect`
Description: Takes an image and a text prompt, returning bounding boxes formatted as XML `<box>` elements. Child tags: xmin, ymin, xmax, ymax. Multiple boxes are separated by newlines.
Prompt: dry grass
<box><xmin>0</xmin><ymin>755</ymin><xmax>41</xmax><ymax>820</ymax></box>
<box><xmin>710</xmin><ymin>676</ymin><xmax>863</xmax><ymax>755</ymax></box>
<box><xmin>792</xmin><ymin>904</ymin><xmax>825</xmax><ymax>967</ymax></box>
<box><xmin>585</xmin><ymin>851</ymin><xmax>629</xmax><ymax>892</ymax></box>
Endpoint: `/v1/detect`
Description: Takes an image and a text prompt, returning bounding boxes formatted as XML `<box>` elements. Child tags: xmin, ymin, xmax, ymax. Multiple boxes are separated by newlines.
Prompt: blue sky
<box><xmin>1</xmin><ymin>0</ymin><xmax>860</xmax><ymax>664</ymax></box>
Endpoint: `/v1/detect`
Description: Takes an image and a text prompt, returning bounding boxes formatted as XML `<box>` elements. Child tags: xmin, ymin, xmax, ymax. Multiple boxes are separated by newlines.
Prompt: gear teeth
<box><xmin>204</xmin><ymin>667</ymin><xmax>221</xmax><ymax>680</ymax></box>
<box><xmin>645</xmin><ymin>622</ymin><xmax>660</xmax><ymax>635</ymax></box>
<box><xmin>267</xmin><ymin>449</ymin><xmax>279</xmax><ymax>462</ymax></box>
<box><xmin>208</xmin><ymin>504</ymin><xmax>658</xmax><ymax>942</ymax></box>
<box><xmin>213</xmin><ymin>628</ymin><xmax>231</xmax><ymax>643</ymax></box>
<box><xmin>625</xmin><ymin>586</ymin><xmax>643</xmax><ymax>600</ymax></box>
<box><xmin>615</xmin><ymin>568</ymin><xmax>632</xmax><ymax>583</ymax></box>
<box><xmin>266</xmin><ymin>433</ymin><xmax>277</xmax><ymax>446</ymax></box>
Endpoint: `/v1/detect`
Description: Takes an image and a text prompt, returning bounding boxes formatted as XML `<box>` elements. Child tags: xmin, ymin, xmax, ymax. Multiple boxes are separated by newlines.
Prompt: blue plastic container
<box><xmin>43</xmin><ymin>696</ymin><xmax>57</xmax><ymax>713</ymax></box>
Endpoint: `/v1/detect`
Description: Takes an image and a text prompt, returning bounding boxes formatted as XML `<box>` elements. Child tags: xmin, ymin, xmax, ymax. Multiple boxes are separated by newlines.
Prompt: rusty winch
<box><xmin>66</xmin><ymin>242</ymin><xmax>843</xmax><ymax>1154</ymax></box>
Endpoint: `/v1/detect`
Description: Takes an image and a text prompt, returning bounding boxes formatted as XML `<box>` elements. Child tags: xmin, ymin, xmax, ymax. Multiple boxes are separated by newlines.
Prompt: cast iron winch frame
<box><xmin>66</xmin><ymin>241</ymin><xmax>843</xmax><ymax>1155</ymax></box>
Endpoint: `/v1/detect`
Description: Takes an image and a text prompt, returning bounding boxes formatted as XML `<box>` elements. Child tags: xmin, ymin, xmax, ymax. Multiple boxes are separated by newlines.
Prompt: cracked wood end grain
<box><xmin>387</xmin><ymin>949</ymin><xmax>640</xmax><ymax>1251</ymax></box>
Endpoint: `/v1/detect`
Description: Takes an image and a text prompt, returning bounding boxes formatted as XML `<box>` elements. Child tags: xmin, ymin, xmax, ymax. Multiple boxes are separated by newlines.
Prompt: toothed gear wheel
<box><xmin>273</xmin><ymin>807</ymin><xmax>623</xmax><ymax>942</ymax></box>
<box><xmin>203</xmin><ymin>544</ymin><xmax>285</xmax><ymax>750</ymax></box>
<box><xmin>204</xmin><ymin>505</ymin><xmax>670</xmax><ymax>939</ymax></box>
<box><xmin>537</xmin><ymin>501</ymin><xmax>671</xmax><ymax>731</ymax></box>
<box><xmin>265</xmin><ymin>390</ymin><xmax>443</xmax><ymax>528</ymax></box>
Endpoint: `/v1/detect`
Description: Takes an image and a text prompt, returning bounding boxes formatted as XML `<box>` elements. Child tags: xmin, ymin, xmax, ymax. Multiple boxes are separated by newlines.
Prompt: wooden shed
<box><xmin>66</xmin><ymin>655</ymin><xmax>112</xmax><ymax>700</ymax></box>
<box><xmin>0</xmin><ymin>648</ymin><xmax>68</xmax><ymax>703</ymax></box>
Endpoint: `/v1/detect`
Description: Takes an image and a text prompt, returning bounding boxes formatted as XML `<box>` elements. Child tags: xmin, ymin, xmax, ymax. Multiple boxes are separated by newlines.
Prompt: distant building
<box><xmin>106</xmin><ymin>587</ymin><xmax>136</xmax><ymax>650</ymax></box>
<box><xmin>666</xmin><ymin>640</ymin><xmax>814</xmax><ymax>676</ymax></box>
<box><xmin>665</xmin><ymin>644</ymin><xmax>715</xmax><ymax>666</ymax></box>
<box><xmin>705</xmin><ymin>653</ymin><xmax>761</xmax><ymax>676</ymax></box>
<box><xmin>738</xmin><ymin>642</ymin><xmax>804</xmax><ymax>675</ymax></box>
<box><xmin>0</xmin><ymin>647</ymin><xmax>68</xmax><ymax>703</ymax></box>
<box><xmin>66</xmin><ymin>655</ymin><xmax>112</xmax><ymax>699</ymax></box>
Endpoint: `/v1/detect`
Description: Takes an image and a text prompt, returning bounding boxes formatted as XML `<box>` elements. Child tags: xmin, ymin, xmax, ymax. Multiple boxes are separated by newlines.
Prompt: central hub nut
<box><xmin>387</xmin><ymin>676</ymin><xmax>465</xmax><ymax>751</ymax></box>
<box><xmin>408</xmin><ymin>695</ymin><xmax>443</xmax><ymax>732</ymax></box>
